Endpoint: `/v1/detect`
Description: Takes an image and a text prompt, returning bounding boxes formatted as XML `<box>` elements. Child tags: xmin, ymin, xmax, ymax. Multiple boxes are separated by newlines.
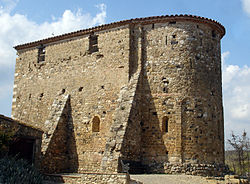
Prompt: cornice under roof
<box><xmin>14</xmin><ymin>14</ymin><xmax>225</xmax><ymax>51</ymax></box>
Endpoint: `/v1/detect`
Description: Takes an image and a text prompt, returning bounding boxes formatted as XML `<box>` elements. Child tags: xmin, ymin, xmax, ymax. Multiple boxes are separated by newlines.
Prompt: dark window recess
<box><xmin>212</xmin><ymin>30</ymin><xmax>216</xmax><ymax>38</ymax></box>
<box><xmin>37</xmin><ymin>45</ymin><xmax>45</xmax><ymax>63</ymax></box>
<box><xmin>195</xmin><ymin>55</ymin><xmax>200</xmax><ymax>60</ymax></box>
<box><xmin>163</xmin><ymin>87</ymin><xmax>168</xmax><ymax>93</ymax></box>
<box><xmin>169</xmin><ymin>21</ymin><xmax>176</xmax><ymax>24</ymax></box>
<box><xmin>171</xmin><ymin>40</ymin><xmax>178</xmax><ymax>45</ymax></box>
<box><xmin>38</xmin><ymin>93</ymin><xmax>43</xmax><ymax>100</ymax></box>
<box><xmin>152</xmin><ymin>24</ymin><xmax>155</xmax><ymax>29</ymax></box>
<box><xmin>172</xmin><ymin>35</ymin><xmax>176</xmax><ymax>38</ymax></box>
<box><xmin>9</xmin><ymin>138</ymin><xmax>35</xmax><ymax>164</ymax></box>
<box><xmin>89</xmin><ymin>34</ymin><xmax>99</xmax><ymax>53</ymax></box>
<box><xmin>165</xmin><ymin>36</ymin><xmax>167</xmax><ymax>45</ymax></box>
<box><xmin>152</xmin><ymin>112</ymin><xmax>157</xmax><ymax>116</ymax></box>
<box><xmin>162</xmin><ymin>117</ymin><xmax>169</xmax><ymax>133</ymax></box>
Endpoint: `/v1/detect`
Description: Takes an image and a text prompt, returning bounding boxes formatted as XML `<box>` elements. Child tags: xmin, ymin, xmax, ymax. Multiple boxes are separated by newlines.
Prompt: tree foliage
<box><xmin>227</xmin><ymin>131</ymin><xmax>250</xmax><ymax>178</ymax></box>
<box><xmin>0</xmin><ymin>127</ymin><xmax>16</xmax><ymax>157</ymax></box>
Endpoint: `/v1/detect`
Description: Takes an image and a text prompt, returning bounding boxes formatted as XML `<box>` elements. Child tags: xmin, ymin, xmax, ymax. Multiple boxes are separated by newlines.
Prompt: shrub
<box><xmin>0</xmin><ymin>126</ymin><xmax>16</xmax><ymax>157</ymax></box>
<box><xmin>0</xmin><ymin>156</ymin><xmax>43</xmax><ymax>184</ymax></box>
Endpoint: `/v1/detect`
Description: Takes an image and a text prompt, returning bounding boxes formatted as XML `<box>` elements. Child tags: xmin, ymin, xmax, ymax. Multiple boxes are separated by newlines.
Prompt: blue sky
<box><xmin>0</xmin><ymin>0</ymin><xmax>250</xmax><ymax>143</ymax></box>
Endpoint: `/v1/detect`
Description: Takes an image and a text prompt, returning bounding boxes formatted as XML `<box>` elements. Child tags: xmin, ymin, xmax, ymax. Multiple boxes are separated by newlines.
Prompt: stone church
<box><xmin>11</xmin><ymin>14</ymin><xmax>226</xmax><ymax>176</ymax></box>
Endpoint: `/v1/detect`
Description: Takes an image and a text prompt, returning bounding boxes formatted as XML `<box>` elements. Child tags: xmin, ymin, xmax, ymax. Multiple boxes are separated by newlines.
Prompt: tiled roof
<box><xmin>0</xmin><ymin>114</ymin><xmax>43</xmax><ymax>132</ymax></box>
<box><xmin>14</xmin><ymin>14</ymin><xmax>225</xmax><ymax>51</ymax></box>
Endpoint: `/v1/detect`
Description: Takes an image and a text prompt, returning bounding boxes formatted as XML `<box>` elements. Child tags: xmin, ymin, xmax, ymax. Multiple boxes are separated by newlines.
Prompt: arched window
<box><xmin>162</xmin><ymin>116</ymin><xmax>169</xmax><ymax>133</ymax></box>
<box><xmin>92</xmin><ymin>116</ymin><xmax>100</xmax><ymax>132</ymax></box>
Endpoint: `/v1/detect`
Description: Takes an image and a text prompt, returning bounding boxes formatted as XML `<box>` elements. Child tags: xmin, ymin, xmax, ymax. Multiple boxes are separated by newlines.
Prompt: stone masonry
<box><xmin>12</xmin><ymin>14</ymin><xmax>226</xmax><ymax>176</ymax></box>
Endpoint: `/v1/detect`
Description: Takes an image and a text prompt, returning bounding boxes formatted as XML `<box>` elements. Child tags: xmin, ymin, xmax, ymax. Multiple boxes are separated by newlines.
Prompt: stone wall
<box><xmin>154</xmin><ymin>163</ymin><xmax>229</xmax><ymax>176</ymax></box>
<box><xmin>139</xmin><ymin>21</ymin><xmax>224</xmax><ymax>169</ymax></box>
<box><xmin>44</xmin><ymin>173</ymin><xmax>129</xmax><ymax>184</ymax></box>
<box><xmin>12</xmin><ymin>26</ymin><xmax>131</xmax><ymax>172</ymax></box>
<box><xmin>12</xmin><ymin>15</ymin><xmax>225</xmax><ymax>174</ymax></box>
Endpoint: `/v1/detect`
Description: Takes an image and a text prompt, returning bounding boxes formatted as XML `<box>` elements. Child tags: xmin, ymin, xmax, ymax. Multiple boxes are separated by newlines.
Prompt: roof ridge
<box><xmin>14</xmin><ymin>14</ymin><xmax>225</xmax><ymax>50</ymax></box>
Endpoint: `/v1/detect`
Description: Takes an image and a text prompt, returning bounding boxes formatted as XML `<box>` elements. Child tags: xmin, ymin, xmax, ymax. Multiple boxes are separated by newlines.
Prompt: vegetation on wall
<box><xmin>0</xmin><ymin>126</ymin><xmax>16</xmax><ymax>157</ymax></box>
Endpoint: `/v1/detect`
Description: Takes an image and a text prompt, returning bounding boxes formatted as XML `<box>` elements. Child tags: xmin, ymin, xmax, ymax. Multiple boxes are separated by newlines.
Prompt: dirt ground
<box><xmin>130</xmin><ymin>174</ymin><xmax>225</xmax><ymax>184</ymax></box>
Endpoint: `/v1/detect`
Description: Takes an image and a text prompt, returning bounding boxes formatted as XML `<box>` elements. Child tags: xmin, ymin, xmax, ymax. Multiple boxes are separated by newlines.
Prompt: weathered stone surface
<box><xmin>12</xmin><ymin>15</ymin><xmax>226</xmax><ymax>175</ymax></box>
<box><xmin>44</xmin><ymin>173</ymin><xmax>129</xmax><ymax>184</ymax></box>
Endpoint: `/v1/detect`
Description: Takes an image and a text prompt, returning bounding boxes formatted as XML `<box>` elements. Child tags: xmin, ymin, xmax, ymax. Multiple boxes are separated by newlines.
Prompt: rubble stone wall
<box><xmin>45</xmin><ymin>173</ymin><xmax>129</xmax><ymax>184</ymax></box>
<box><xmin>12</xmin><ymin>16</ymin><xmax>225</xmax><ymax>174</ymax></box>
<box><xmin>139</xmin><ymin>21</ymin><xmax>224</xmax><ymax>169</ymax></box>
<box><xmin>12</xmin><ymin>26</ymin><xmax>131</xmax><ymax>172</ymax></box>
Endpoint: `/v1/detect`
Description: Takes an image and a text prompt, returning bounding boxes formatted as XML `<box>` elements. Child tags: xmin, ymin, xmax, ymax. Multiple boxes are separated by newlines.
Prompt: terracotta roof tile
<box><xmin>14</xmin><ymin>14</ymin><xmax>225</xmax><ymax>51</ymax></box>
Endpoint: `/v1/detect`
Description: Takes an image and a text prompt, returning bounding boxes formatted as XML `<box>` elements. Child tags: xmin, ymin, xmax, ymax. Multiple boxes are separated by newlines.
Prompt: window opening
<box><xmin>212</xmin><ymin>30</ymin><xmax>216</xmax><ymax>38</ymax></box>
<box><xmin>89</xmin><ymin>34</ymin><xmax>98</xmax><ymax>53</ymax></box>
<box><xmin>38</xmin><ymin>45</ymin><xmax>45</xmax><ymax>63</ymax></box>
<box><xmin>92</xmin><ymin>116</ymin><xmax>100</xmax><ymax>132</ymax></box>
<box><xmin>169</xmin><ymin>21</ymin><xmax>176</xmax><ymax>24</ymax></box>
<box><xmin>162</xmin><ymin>116</ymin><xmax>169</xmax><ymax>133</ymax></box>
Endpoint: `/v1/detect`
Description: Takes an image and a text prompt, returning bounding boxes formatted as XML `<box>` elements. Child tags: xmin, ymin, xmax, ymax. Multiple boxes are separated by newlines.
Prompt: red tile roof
<box><xmin>14</xmin><ymin>14</ymin><xmax>225</xmax><ymax>51</ymax></box>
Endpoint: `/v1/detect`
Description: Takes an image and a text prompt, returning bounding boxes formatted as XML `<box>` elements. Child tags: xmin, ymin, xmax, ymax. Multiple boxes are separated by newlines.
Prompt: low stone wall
<box><xmin>44</xmin><ymin>173</ymin><xmax>130</xmax><ymax>184</ymax></box>
<box><xmin>163</xmin><ymin>163</ymin><xmax>230</xmax><ymax>176</ymax></box>
<box><xmin>143</xmin><ymin>162</ymin><xmax>230</xmax><ymax>176</ymax></box>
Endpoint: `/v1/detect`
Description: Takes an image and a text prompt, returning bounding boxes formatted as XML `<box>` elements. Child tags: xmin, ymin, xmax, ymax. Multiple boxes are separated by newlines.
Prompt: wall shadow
<box><xmin>121</xmin><ymin>26</ymin><xmax>168</xmax><ymax>174</ymax></box>
<box><xmin>139</xmin><ymin>26</ymin><xmax>168</xmax><ymax>173</ymax></box>
<box><xmin>42</xmin><ymin>96</ymin><xmax>78</xmax><ymax>174</ymax></box>
<box><xmin>66</xmin><ymin>99</ymin><xmax>79</xmax><ymax>173</ymax></box>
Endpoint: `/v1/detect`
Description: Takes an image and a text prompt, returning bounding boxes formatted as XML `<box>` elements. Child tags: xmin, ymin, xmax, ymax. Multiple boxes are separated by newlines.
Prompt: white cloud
<box><xmin>222</xmin><ymin>51</ymin><xmax>250</xmax><ymax>140</ymax></box>
<box><xmin>0</xmin><ymin>3</ymin><xmax>106</xmax><ymax>67</ymax></box>
<box><xmin>0</xmin><ymin>1</ymin><xmax>106</xmax><ymax>116</ymax></box>
<box><xmin>242</xmin><ymin>0</ymin><xmax>250</xmax><ymax>15</ymax></box>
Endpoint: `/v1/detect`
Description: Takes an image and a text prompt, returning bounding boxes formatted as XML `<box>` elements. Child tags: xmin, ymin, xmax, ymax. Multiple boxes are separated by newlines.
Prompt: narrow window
<box><xmin>165</xmin><ymin>36</ymin><xmax>167</xmax><ymax>45</ymax></box>
<box><xmin>38</xmin><ymin>45</ymin><xmax>45</xmax><ymax>63</ymax></box>
<box><xmin>92</xmin><ymin>116</ymin><xmax>100</xmax><ymax>132</ymax></box>
<box><xmin>152</xmin><ymin>24</ymin><xmax>155</xmax><ymax>29</ymax></box>
<box><xmin>162</xmin><ymin>116</ymin><xmax>169</xmax><ymax>133</ymax></box>
<box><xmin>212</xmin><ymin>30</ymin><xmax>216</xmax><ymax>38</ymax></box>
<box><xmin>89</xmin><ymin>34</ymin><xmax>98</xmax><ymax>53</ymax></box>
<box><xmin>169</xmin><ymin>21</ymin><xmax>176</xmax><ymax>24</ymax></box>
